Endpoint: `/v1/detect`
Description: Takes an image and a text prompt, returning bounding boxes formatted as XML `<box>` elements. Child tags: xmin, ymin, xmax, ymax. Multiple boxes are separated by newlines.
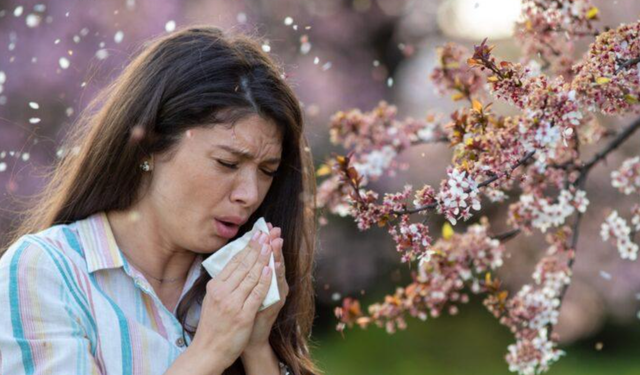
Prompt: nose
<box><xmin>229</xmin><ymin>169</ymin><xmax>260</xmax><ymax>207</ymax></box>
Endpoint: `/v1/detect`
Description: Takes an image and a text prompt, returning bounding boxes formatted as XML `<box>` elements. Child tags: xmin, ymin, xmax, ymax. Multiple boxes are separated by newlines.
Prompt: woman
<box><xmin>0</xmin><ymin>26</ymin><xmax>322</xmax><ymax>375</ymax></box>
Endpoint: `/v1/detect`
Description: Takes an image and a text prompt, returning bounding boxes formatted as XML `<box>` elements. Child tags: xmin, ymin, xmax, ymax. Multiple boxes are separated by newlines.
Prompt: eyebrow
<box><xmin>216</xmin><ymin>144</ymin><xmax>281</xmax><ymax>164</ymax></box>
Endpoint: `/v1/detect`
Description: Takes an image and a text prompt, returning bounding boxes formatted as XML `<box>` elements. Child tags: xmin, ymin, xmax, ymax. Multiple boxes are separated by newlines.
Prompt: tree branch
<box><xmin>581</xmin><ymin>115</ymin><xmax>640</xmax><ymax>174</ymax></box>
<box><xmin>549</xmin><ymin>115</ymin><xmax>640</xmax><ymax>335</ymax></box>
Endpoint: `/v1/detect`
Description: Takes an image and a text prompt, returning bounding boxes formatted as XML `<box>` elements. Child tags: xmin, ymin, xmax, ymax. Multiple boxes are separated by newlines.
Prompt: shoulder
<box><xmin>0</xmin><ymin>222</ymin><xmax>89</xmax><ymax>282</ymax></box>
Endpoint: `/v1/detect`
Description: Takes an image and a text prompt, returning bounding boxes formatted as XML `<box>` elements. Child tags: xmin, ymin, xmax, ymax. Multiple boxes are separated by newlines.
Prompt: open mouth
<box><xmin>218</xmin><ymin>220</ymin><xmax>238</xmax><ymax>229</ymax></box>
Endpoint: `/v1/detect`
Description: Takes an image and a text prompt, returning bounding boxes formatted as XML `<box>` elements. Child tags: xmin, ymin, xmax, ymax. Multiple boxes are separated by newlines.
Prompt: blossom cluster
<box><xmin>600</xmin><ymin>156</ymin><xmax>640</xmax><ymax>260</ymax></box>
<box><xmin>572</xmin><ymin>21</ymin><xmax>640</xmax><ymax>115</ymax></box>
<box><xmin>514</xmin><ymin>0</ymin><xmax>599</xmax><ymax>76</ymax></box>
<box><xmin>334</xmin><ymin>218</ymin><xmax>505</xmax><ymax>334</ymax></box>
<box><xmin>429</xmin><ymin>42</ymin><xmax>488</xmax><ymax>101</ymax></box>
<box><xmin>327</xmin><ymin>101</ymin><xmax>446</xmax><ymax>182</ymax></box>
<box><xmin>317</xmin><ymin>102</ymin><xmax>446</xmax><ymax>221</ymax></box>
<box><xmin>485</xmin><ymin>229</ymin><xmax>572</xmax><ymax>375</ymax></box>
<box><xmin>469</xmin><ymin>39</ymin><xmax>589</xmax><ymax>170</ymax></box>
<box><xmin>436</xmin><ymin>167</ymin><xmax>481</xmax><ymax>225</ymax></box>
<box><xmin>611</xmin><ymin>156</ymin><xmax>640</xmax><ymax>195</ymax></box>
<box><xmin>508</xmin><ymin>188</ymin><xmax>589</xmax><ymax>233</ymax></box>
<box><xmin>388</xmin><ymin>214</ymin><xmax>433</xmax><ymax>264</ymax></box>
<box><xmin>446</xmin><ymin>104</ymin><xmax>527</xmax><ymax>191</ymax></box>
<box><xmin>600</xmin><ymin>210</ymin><xmax>638</xmax><ymax>261</ymax></box>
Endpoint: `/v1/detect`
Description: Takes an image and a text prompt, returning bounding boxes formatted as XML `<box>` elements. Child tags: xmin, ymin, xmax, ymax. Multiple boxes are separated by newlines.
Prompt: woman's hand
<box><xmin>242</xmin><ymin>222</ymin><xmax>289</xmax><ymax>354</ymax></box>
<box><xmin>189</xmin><ymin>231</ymin><xmax>274</xmax><ymax>371</ymax></box>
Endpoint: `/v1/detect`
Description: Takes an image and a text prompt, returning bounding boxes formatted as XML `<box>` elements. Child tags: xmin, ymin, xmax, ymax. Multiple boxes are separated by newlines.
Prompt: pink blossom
<box><xmin>572</xmin><ymin>21</ymin><xmax>640</xmax><ymax>115</ymax></box>
<box><xmin>600</xmin><ymin>211</ymin><xmax>639</xmax><ymax>261</ymax></box>
<box><xmin>611</xmin><ymin>156</ymin><xmax>640</xmax><ymax>195</ymax></box>
<box><xmin>436</xmin><ymin>167</ymin><xmax>481</xmax><ymax>226</ymax></box>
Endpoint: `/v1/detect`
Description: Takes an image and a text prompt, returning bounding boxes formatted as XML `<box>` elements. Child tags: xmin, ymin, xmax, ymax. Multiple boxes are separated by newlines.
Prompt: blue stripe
<box><xmin>60</xmin><ymin>284</ymin><xmax>87</xmax><ymax>373</ymax></box>
<box><xmin>9</xmin><ymin>241</ymin><xmax>35</xmax><ymax>375</ymax></box>
<box><xmin>62</xmin><ymin>228</ymin><xmax>132</xmax><ymax>374</ymax></box>
<box><xmin>62</xmin><ymin>228</ymin><xmax>84</xmax><ymax>258</ymax></box>
<box><xmin>61</xmin><ymin>228</ymin><xmax>99</xmax><ymax>348</ymax></box>
<box><xmin>87</xmin><ymin>273</ymin><xmax>133</xmax><ymax>374</ymax></box>
<box><xmin>26</xmin><ymin>236</ymin><xmax>98</xmax><ymax>338</ymax></box>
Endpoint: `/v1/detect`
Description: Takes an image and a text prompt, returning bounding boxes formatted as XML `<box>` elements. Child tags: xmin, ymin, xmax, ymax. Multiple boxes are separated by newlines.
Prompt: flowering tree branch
<box><xmin>319</xmin><ymin>2</ymin><xmax>640</xmax><ymax>374</ymax></box>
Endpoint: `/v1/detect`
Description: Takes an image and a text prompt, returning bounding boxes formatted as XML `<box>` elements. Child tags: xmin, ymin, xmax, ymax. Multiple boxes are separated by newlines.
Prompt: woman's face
<box><xmin>143</xmin><ymin>114</ymin><xmax>283</xmax><ymax>254</ymax></box>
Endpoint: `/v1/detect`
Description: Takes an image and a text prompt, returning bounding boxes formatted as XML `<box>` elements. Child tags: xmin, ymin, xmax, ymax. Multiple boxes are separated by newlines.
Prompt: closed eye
<box><xmin>217</xmin><ymin>160</ymin><xmax>278</xmax><ymax>177</ymax></box>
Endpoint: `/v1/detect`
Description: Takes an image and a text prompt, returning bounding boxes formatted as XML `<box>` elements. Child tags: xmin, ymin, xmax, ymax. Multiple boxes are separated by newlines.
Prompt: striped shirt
<box><xmin>0</xmin><ymin>211</ymin><xmax>205</xmax><ymax>374</ymax></box>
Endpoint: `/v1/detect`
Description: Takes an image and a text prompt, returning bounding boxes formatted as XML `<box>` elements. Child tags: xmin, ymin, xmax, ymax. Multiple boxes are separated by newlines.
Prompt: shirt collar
<box><xmin>76</xmin><ymin>211</ymin><xmax>204</xmax><ymax>278</ymax></box>
<box><xmin>76</xmin><ymin>211</ymin><xmax>126</xmax><ymax>273</ymax></box>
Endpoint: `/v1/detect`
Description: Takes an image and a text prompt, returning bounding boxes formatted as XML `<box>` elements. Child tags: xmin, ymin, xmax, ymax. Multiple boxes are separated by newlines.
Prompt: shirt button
<box><xmin>175</xmin><ymin>337</ymin><xmax>185</xmax><ymax>347</ymax></box>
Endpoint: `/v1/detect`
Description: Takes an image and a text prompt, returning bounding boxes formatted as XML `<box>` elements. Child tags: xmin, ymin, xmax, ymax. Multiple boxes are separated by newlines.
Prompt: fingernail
<box><xmin>262</xmin><ymin>266</ymin><xmax>270</xmax><ymax>276</ymax></box>
<box><xmin>252</xmin><ymin>231</ymin><xmax>260</xmax><ymax>241</ymax></box>
<box><xmin>259</xmin><ymin>232</ymin><xmax>268</xmax><ymax>244</ymax></box>
<box><xmin>261</xmin><ymin>244</ymin><xmax>269</xmax><ymax>255</ymax></box>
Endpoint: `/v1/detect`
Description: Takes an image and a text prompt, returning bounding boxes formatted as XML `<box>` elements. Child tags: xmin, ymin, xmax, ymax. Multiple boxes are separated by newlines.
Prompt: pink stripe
<box><xmin>77</xmin><ymin>271</ymin><xmax>108</xmax><ymax>373</ymax></box>
<box><xmin>147</xmin><ymin>295</ymin><xmax>169</xmax><ymax>339</ymax></box>
<box><xmin>18</xmin><ymin>250</ymin><xmax>45</xmax><ymax>369</ymax></box>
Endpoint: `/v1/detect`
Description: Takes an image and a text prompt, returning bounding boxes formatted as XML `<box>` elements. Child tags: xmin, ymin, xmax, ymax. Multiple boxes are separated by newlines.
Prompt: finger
<box><xmin>267</xmin><ymin>222</ymin><xmax>273</xmax><ymax>230</ymax></box>
<box><xmin>225</xmin><ymin>232</ymin><xmax>268</xmax><ymax>289</ymax></box>
<box><xmin>275</xmin><ymin>261</ymin><xmax>288</xmax><ymax>298</ymax></box>
<box><xmin>268</xmin><ymin>226</ymin><xmax>281</xmax><ymax>242</ymax></box>
<box><xmin>242</xmin><ymin>263</ymin><xmax>273</xmax><ymax>313</ymax></box>
<box><xmin>219</xmin><ymin>231</ymin><xmax>263</xmax><ymax>282</ymax></box>
<box><xmin>272</xmin><ymin>238</ymin><xmax>284</xmax><ymax>264</ymax></box>
<box><xmin>236</xmin><ymin>242</ymin><xmax>272</xmax><ymax>302</ymax></box>
<box><xmin>218</xmin><ymin>246</ymin><xmax>251</xmax><ymax>282</ymax></box>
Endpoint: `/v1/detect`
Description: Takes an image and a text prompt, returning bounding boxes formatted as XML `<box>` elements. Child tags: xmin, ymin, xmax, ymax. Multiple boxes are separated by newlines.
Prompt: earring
<box><xmin>139</xmin><ymin>155</ymin><xmax>153</xmax><ymax>172</ymax></box>
<box><xmin>140</xmin><ymin>160</ymin><xmax>151</xmax><ymax>171</ymax></box>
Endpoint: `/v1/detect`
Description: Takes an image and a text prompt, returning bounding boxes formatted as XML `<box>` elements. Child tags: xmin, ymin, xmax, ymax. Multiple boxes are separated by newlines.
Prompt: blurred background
<box><xmin>1</xmin><ymin>0</ymin><xmax>639</xmax><ymax>373</ymax></box>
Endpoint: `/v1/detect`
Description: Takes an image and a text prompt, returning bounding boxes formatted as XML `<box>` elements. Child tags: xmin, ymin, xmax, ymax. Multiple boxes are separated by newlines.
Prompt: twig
<box><xmin>615</xmin><ymin>56</ymin><xmax>640</xmax><ymax>75</ymax></box>
<box><xmin>581</xmin><ymin>115</ymin><xmax>640</xmax><ymax>174</ymax></box>
<box><xmin>491</xmin><ymin>228</ymin><xmax>522</xmax><ymax>242</ymax></box>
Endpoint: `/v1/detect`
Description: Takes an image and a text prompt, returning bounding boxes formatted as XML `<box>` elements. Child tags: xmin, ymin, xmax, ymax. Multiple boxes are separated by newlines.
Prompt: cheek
<box><xmin>188</xmin><ymin>168</ymin><xmax>234</xmax><ymax>202</ymax></box>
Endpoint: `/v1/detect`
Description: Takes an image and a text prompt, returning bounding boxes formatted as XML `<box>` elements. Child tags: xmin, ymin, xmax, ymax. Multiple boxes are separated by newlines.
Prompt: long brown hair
<box><xmin>2</xmin><ymin>25</ymin><xmax>322</xmax><ymax>375</ymax></box>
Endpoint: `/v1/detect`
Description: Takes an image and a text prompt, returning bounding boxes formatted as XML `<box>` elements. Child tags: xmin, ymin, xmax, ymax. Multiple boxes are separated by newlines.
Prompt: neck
<box><xmin>106</xmin><ymin>207</ymin><xmax>197</xmax><ymax>291</ymax></box>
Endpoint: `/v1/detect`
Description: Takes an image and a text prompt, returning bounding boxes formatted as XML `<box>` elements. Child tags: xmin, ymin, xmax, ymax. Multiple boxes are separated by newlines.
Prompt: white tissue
<box><xmin>201</xmin><ymin>217</ymin><xmax>280</xmax><ymax>311</ymax></box>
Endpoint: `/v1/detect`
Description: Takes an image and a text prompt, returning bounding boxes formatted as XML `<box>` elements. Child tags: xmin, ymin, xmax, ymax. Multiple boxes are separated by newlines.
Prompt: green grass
<box><xmin>310</xmin><ymin>299</ymin><xmax>640</xmax><ymax>375</ymax></box>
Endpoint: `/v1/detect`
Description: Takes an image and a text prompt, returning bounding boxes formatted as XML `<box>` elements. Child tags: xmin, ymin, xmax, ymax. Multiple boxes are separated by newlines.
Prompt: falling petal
<box><xmin>284</xmin><ymin>17</ymin><xmax>293</xmax><ymax>26</ymax></box>
<box><xmin>28</xmin><ymin>102</ymin><xmax>39</xmax><ymax>109</ymax></box>
<box><xmin>165</xmin><ymin>20</ymin><xmax>176</xmax><ymax>32</ymax></box>
<box><xmin>59</xmin><ymin>57</ymin><xmax>70</xmax><ymax>69</ymax></box>
<box><xmin>114</xmin><ymin>31</ymin><xmax>124</xmax><ymax>43</ymax></box>
<box><xmin>14</xmin><ymin>6</ymin><xmax>24</xmax><ymax>17</ymax></box>
<box><xmin>95</xmin><ymin>49</ymin><xmax>109</xmax><ymax>60</ymax></box>
<box><xmin>0</xmin><ymin>162</ymin><xmax>6</xmax><ymax>172</ymax></box>
<box><xmin>29</xmin><ymin>118</ymin><xmax>41</xmax><ymax>124</ymax></box>
<box><xmin>300</xmin><ymin>42</ymin><xmax>311</xmax><ymax>54</ymax></box>
<box><xmin>25</xmin><ymin>14</ymin><xmax>41</xmax><ymax>28</ymax></box>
